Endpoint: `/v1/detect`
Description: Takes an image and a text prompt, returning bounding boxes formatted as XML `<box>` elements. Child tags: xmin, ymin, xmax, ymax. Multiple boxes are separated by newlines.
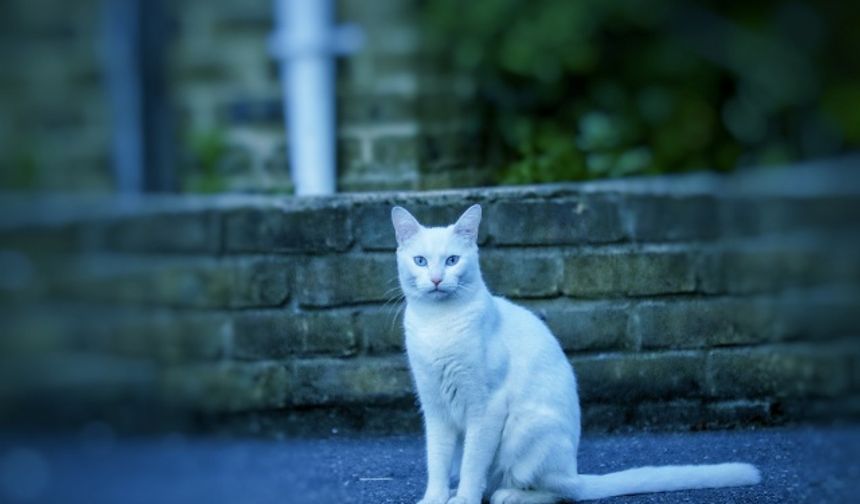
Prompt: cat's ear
<box><xmin>391</xmin><ymin>206</ymin><xmax>421</xmax><ymax>245</ymax></box>
<box><xmin>453</xmin><ymin>204</ymin><xmax>482</xmax><ymax>243</ymax></box>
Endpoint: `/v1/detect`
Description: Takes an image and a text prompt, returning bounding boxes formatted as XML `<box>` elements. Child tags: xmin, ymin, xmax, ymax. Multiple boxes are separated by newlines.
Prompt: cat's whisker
<box><xmin>382</xmin><ymin>294</ymin><xmax>405</xmax><ymax>313</ymax></box>
<box><xmin>389</xmin><ymin>302</ymin><xmax>406</xmax><ymax>333</ymax></box>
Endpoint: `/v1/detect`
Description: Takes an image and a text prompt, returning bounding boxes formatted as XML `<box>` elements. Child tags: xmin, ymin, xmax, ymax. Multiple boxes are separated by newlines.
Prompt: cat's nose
<box><xmin>431</xmin><ymin>278</ymin><xmax>442</xmax><ymax>286</ymax></box>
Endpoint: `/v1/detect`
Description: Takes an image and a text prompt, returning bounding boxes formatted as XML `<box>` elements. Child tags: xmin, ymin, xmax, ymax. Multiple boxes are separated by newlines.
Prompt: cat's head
<box><xmin>390</xmin><ymin>204</ymin><xmax>483</xmax><ymax>303</ymax></box>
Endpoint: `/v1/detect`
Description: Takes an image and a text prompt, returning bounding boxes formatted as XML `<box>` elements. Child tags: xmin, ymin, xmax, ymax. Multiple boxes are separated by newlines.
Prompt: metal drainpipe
<box><xmin>270</xmin><ymin>0</ymin><xmax>363</xmax><ymax>196</ymax></box>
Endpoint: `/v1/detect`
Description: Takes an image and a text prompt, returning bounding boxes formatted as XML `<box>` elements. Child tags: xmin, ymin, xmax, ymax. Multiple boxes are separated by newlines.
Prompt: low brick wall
<box><xmin>2</xmin><ymin>158</ymin><xmax>859</xmax><ymax>434</ymax></box>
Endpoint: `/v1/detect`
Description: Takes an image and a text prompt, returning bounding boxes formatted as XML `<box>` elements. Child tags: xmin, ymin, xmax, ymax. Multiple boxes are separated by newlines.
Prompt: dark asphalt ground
<box><xmin>0</xmin><ymin>425</ymin><xmax>858</xmax><ymax>504</ymax></box>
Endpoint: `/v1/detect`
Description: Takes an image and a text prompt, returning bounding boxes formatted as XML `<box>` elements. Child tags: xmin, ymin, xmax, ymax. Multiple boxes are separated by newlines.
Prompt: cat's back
<box><xmin>492</xmin><ymin>295</ymin><xmax>579</xmax><ymax>417</ymax></box>
<box><xmin>492</xmin><ymin>296</ymin><xmax>561</xmax><ymax>351</ymax></box>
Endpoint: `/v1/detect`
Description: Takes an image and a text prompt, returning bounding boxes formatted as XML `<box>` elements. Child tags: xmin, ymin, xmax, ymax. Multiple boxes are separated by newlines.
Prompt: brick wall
<box><xmin>174</xmin><ymin>0</ymin><xmax>486</xmax><ymax>192</ymax></box>
<box><xmin>0</xmin><ymin>0</ymin><xmax>112</xmax><ymax>192</ymax></box>
<box><xmin>2</xmin><ymin>0</ymin><xmax>483</xmax><ymax>193</ymax></box>
<box><xmin>1</xmin><ymin>158</ymin><xmax>859</xmax><ymax>434</ymax></box>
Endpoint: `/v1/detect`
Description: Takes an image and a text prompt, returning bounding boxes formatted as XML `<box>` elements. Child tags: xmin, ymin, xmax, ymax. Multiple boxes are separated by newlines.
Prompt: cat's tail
<box><xmin>552</xmin><ymin>462</ymin><xmax>760</xmax><ymax>501</ymax></box>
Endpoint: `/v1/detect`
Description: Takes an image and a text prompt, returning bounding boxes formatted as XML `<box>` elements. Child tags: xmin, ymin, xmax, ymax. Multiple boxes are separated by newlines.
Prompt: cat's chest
<box><xmin>404</xmin><ymin>313</ymin><xmax>482</xmax><ymax>363</ymax></box>
<box><xmin>404</xmin><ymin>310</ymin><xmax>508</xmax><ymax>422</ymax></box>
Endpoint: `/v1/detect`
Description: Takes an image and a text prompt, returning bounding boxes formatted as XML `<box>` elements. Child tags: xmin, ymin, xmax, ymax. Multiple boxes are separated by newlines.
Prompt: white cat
<box><xmin>391</xmin><ymin>204</ymin><xmax>760</xmax><ymax>504</ymax></box>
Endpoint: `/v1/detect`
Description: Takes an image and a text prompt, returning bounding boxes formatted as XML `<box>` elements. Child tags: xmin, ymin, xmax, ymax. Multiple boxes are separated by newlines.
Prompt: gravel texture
<box><xmin>0</xmin><ymin>425</ymin><xmax>857</xmax><ymax>503</ymax></box>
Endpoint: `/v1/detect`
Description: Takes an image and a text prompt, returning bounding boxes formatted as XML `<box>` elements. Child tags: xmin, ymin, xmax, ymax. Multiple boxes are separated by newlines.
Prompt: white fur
<box><xmin>392</xmin><ymin>205</ymin><xmax>761</xmax><ymax>504</ymax></box>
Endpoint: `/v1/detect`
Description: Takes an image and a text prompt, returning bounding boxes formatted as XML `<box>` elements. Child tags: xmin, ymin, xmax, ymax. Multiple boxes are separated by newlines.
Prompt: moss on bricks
<box><xmin>291</xmin><ymin>357</ymin><xmax>412</xmax><ymax>406</ymax></box>
<box><xmin>572</xmin><ymin>351</ymin><xmax>705</xmax><ymax>403</ymax></box>
<box><xmin>161</xmin><ymin>362</ymin><xmax>291</xmax><ymax>413</ymax></box>
<box><xmin>108</xmin><ymin>313</ymin><xmax>232</xmax><ymax>364</ymax></box>
<box><xmin>482</xmin><ymin>250</ymin><xmax>562</xmax><ymax>298</ymax></box>
<box><xmin>536</xmin><ymin>301</ymin><xmax>633</xmax><ymax>352</ymax></box>
<box><xmin>633</xmin><ymin>400</ymin><xmax>705</xmax><ymax>429</ymax></box>
<box><xmin>636</xmin><ymin>298</ymin><xmax>775</xmax><ymax>349</ymax></box>
<box><xmin>223</xmin><ymin>206</ymin><xmax>352</xmax><ymax>253</ymax></box>
<box><xmin>233</xmin><ymin>310</ymin><xmax>356</xmax><ymax>359</ymax></box>
<box><xmin>704</xmin><ymin>400</ymin><xmax>773</xmax><ymax>428</ymax></box>
<box><xmin>64</xmin><ymin>257</ymin><xmax>289</xmax><ymax>309</ymax></box>
<box><xmin>294</xmin><ymin>255</ymin><xmax>396</xmax><ymax>307</ymax></box>
<box><xmin>564</xmin><ymin>250</ymin><xmax>697</xmax><ymax>297</ymax></box>
<box><xmin>707</xmin><ymin>344</ymin><xmax>851</xmax><ymax>399</ymax></box>
<box><xmin>232</xmin><ymin>258</ymin><xmax>291</xmax><ymax>307</ymax></box>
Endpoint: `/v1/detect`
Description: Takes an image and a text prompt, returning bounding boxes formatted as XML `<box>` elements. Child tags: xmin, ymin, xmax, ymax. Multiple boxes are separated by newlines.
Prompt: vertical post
<box><xmin>271</xmin><ymin>0</ymin><xmax>363</xmax><ymax>196</ymax></box>
<box><xmin>102</xmin><ymin>0</ymin><xmax>175</xmax><ymax>193</ymax></box>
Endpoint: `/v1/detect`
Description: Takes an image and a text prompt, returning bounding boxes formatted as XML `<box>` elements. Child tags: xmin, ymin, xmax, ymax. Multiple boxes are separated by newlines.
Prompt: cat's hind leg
<box><xmin>490</xmin><ymin>488</ymin><xmax>560</xmax><ymax>504</ymax></box>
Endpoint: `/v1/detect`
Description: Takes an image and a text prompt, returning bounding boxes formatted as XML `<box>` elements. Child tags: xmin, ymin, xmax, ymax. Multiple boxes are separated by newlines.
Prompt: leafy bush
<box><xmin>423</xmin><ymin>0</ymin><xmax>860</xmax><ymax>183</ymax></box>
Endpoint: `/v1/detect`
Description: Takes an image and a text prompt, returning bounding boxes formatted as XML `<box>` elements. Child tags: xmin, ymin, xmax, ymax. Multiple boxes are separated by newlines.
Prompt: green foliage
<box><xmin>186</xmin><ymin>129</ymin><xmax>228</xmax><ymax>193</ymax></box>
<box><xmin>1</xmin><ymin>147</ymin><xmax>39</xmax><ymax>190</ymax></box>
<box><xmin>424</xmin><ymin>0</ymin><xmax>859</xmax><ymax>184</ymax></box>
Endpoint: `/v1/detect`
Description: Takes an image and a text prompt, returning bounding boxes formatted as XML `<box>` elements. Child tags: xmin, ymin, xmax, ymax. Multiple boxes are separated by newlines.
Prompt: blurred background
<box><xmin>1</xmin><ymin>1</ymin><xmax>859</xmax><ymax>502</ymax></box>
<box><xmin>1</xmin><ymin>0</ymin><xmax>858</xmax><ymax>195</ymax></box>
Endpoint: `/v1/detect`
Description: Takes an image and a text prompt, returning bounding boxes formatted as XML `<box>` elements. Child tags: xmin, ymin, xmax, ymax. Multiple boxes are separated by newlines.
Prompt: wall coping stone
<box><xmin>2</xmin><ymin>155</ymin><xmax>857</xmax><ymax>230</ymax></box>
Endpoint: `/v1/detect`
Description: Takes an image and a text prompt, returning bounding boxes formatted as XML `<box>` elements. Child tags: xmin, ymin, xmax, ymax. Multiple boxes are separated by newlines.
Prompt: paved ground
<box><xmin>0</xmin><ymin>425</ymin><xmax>857</xmax><ymax>504</ymax></box>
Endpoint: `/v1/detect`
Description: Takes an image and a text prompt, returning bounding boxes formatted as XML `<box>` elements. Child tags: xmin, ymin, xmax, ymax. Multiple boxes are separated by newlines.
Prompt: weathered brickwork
<box><xmin>1</xmin><ymin>160</ymin><xmax>859</xmax><ymax>433</ymax></box>
<box><xmin>2</xmin><ymin>0</ymin><xmax>486</xmax><ymax>193</ymax></box>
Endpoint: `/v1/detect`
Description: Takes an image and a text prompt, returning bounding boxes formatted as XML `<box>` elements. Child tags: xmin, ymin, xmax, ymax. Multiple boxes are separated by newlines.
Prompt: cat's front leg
<box><xmin>418</xmin><ymin>412</ymin><xmax>458</xmax><ymax>504</ymax></box>
<box><xmin>451</xmin><ymin>399</ymin><xmax>505</xmax><ymax>504</ymax></box>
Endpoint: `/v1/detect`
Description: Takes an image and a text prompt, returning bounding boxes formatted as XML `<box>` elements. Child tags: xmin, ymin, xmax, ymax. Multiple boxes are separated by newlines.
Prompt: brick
<box><xmin>291</xmin><ymin>356</ymin><xmax>412</xmax><ymax>405</ymax></box>
<box><xmin>419</xmin><ymin>133</ymin><xmax>476</xmax><ymax>166</ymax></box>
<box><xmin>355</xmin><ymin>306</ymin><xmax>405</xmax><ymax>354</ymax></box>
<box><xmin>721</xmin><ymin>196</ymin><xmax>860</xmax><ymax>238</ymax></box>
<box><xmin>1</xmin><ymin>310</ymin><xmax>73</xmax><ymax>355</ymax></box>
<box><xmin>100</xmin><ymin>211</ymin><xmax>220</xmax><ymax>254</ymax></box>
<box><xmin>339</xmin><ymin>161</ymin><xmax>418</xmax><ymax>192</ymax></box>
<box><xmin>636</xmin><ymin>298</ymin><xmax>774</xmax><ymax>349</ymax></box>
<box><xmin>161</xmin><ymin>361</ymin><xmax>291</xmax><ymax>413</ymax></box>
<box><xmin>563</xmin><ymin>249</ymin><xmax>697</xmax><ymax>297</ymax></box>
<box><xmin>698</xmin><ymin>245</ymin><xmax>852</xmax><ymax>295</ymax></box>
<box><xmin>108</xmin><ymin>313</ymin><xmax>232</xmax><ymax>363</ymax></box>
<box><xmin>625</xmin><ymin>195</ymin><xmax>720</xmax><ymax>242</ymax></box>
<box><xmin>338</xmin><ymin>137</ymin><xmax>363</xmax><ymax>168</ymax></box>
<box><xmin>294</xmin><ymin>254</ymin><xmax>396</xmax><ymax>307</ymax></box>
<box><xmin>572</xmin><ymin>351</ymin><xmax>705</xmax><ymax>402</ymax></box>
<box><xmin>66</xmin><ymin>257</ymin><xmax>289</xmax><ymax>308</ymax></box>
<box><xmin>532</xmin><ymin>301</ymin><xmax>632</xmax><ymax>352</ymax></box>
<box><xmin>580</xmin><ymin>403</ymin><xmax>629</xmax><ymax>433</ymax></box>
<box><xmin>372</xmin><ymin>135</ymin><xmax>420</xmax><ymax>166</ymax></box>
<box><xmin>720</xmin><ymin>198</ymin><xmax>794</xmax><ymax>238</ymax></box>
<box><xmin>233</xmin><ymin>310</ymin><xmax>356</xmax><ymax>359</ymax></box>
<box><xmin>223</xmin><ymin>205</ymin><xmax>352</xmax><ymax>253</ymax></box>
<box><xmin>707</xmin><ymin>345</ymin><xmax>850</xmax><ymax>399</ymax></box>
<box><xmin>1</xmin><ymin>353</ymin><xmax>157</xmax><ymax>403</ymax></box>
<box><xmin>848</xmin><ymin>346</ymin><xmax>860</xmax><ymax>393</ymax></box>
<box><xmin>231</xmin><ymin>257</ymin><xmax>291</xmax><ymax>307</ymax></box>
<box><xmin>354</xmin><ymin>202</ymin><xmax>489</xmax><ymax>251</ymax></box>
<box><xmin>420</xmin><ymin>166</ymin><xmax>491</xmax><ymax>191</ymax></box>
<box><xmin>489</xmin><ymin>197</ymin><xmax>625</xmax><ymax>246</ymax></box>
<box><xmin>633</xmin><ymin>400</ymin><xmax>705</xmax><ymax>429</ymax></box>
<box><xmin>770</xmin><ymin>293</ymin><xmax>860</xmax><ymax>342</ymax></box>
<box><xmin>777</xmin><ymin>395</ymin><xmax>860</xmax><ymax>423</ymax></box>
<box><xmin>704</xmin><ymin>400</ymin><xmax>773</xmax><ymax>427</ymax></box>
<box><xmin>0</xmin><ymin>224</ymin><xmax>82</xmax><ymax>255</ymax></box>
<box><xmin>482</xmin><ymin>250</ymin><xmax>562</xmax><ymax>298</ymax></box>
<box><xmin>339</xmin><ymin>93</ymin><xmax>416</xmax><ymax>124</ymax></box>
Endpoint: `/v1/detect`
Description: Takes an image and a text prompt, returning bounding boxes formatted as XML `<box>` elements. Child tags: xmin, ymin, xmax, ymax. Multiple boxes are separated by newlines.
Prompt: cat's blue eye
<box><xmin>413</xmin><ymin>256</ymin><xmax>428</xmax><ymax>267</ymax></box>
<box><xmin>445</xmin><ymin>255</ymin><xmax>460</xmax><ymax>266</ymax></box>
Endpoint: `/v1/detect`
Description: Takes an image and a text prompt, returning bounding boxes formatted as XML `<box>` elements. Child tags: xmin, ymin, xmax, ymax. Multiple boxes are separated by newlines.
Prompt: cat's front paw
<box><xmin>447</xmin><ymin>497</ymin><xmax>478</xmax><ymax>504</ymax></box>
<box><xmin>416</xmin><ymin>495</ymin><xmax>449</xmax><ymax>504</ymax></box>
